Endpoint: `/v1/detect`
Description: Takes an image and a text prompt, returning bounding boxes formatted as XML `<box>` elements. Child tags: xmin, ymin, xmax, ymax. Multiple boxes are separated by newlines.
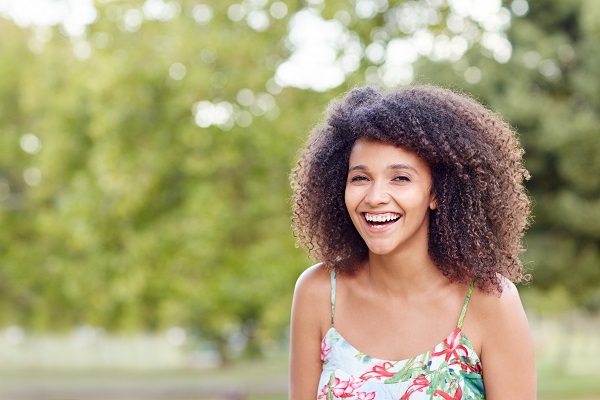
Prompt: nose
<box><xmin>364</xmin><ymin>180</ymin><xmax>390</xmax><ymax>206</ymax></box>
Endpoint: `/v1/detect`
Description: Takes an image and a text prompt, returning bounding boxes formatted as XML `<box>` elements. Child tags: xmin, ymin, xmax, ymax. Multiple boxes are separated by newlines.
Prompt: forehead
<box><xmin>348</xmin><ymin>139</ymin><xmax>430</xmax><ymax>172</ymax></box>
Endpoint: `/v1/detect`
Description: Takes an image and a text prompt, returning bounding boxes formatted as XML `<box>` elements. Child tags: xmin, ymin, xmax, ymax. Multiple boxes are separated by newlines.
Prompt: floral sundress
<box><xmin>318</xmin><ymin>272</ymin><xmax>485</xmax><ymax>400</ymax></box>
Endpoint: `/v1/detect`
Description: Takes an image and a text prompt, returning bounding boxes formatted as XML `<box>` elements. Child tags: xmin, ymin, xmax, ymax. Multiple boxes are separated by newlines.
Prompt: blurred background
<box><xmin>0</xmin><ymin>0</ymin><xmax>599</xmax><ymax>399</ymax></box>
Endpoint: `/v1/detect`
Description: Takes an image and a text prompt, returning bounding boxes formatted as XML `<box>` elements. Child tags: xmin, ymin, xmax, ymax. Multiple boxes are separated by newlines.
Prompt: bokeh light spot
<box><xmin>275</xmin><ymin>9</ymin><xmax>356</xmax><ymax>91</ymax></box>
<box><xmin>265</xmin><ymin>78</ymin><xmax>282</xmax><ymax>95</ymax></box>
<box><xmin>20</xmin><ymin>133</ymin><xmax>42</xmax><ymax>154</ymax></box>
<box><xmin>236</xmin><ymin>89</ymin><xmax>255</xmax><ymax>107</ymax></box>
<box><xmin>539</xmin><ymin>59</ymin><xmax>561</xmax><ymax>81</ymax></box>
<box><xmin>123</xmin><ymin>9</ymin><xmax>143</xmax><ymax>32</ymax></box>
<box><xmin>246</xmin><ymin>10</ymin><xmax>269</xmax><ymax>31</ymax></box>
<box><xmin>510</xmin><ymin>0</ymin><xmax>529</xmax><ymax>16</ymax></box>
<box><xmin>334</xmin><ymin>10</ymin><xmax>352</xmax><ymax>26</ymax></box>
<box><xmin>92</xmin><ymin>32</ymin><xmax>111</xmax><ymax>48</ymax></box>
<box><xmin>200</xmin><ymin>47</ymin><xmax>216</xmax><ymax>64</ymax></box>
<box><xmin>355</xmin><ymin>0</ymin><xmax>378</xmax><ymax>19</ymax></box>
<box><xmin>364</xmin><ymin>66</ymin><xmax>381</xmax><ymax>84</ymax></box>
<box><xmin>193</xmin><ymin>100</ymin><xmax>235</xmax><ymax>130</ymax></box>
<box><xmin>523</xmin><ymin>50</ymin><xmax>541</xmax><ymax>69</ymax></box>
<box><xmin>235</xmin><ymin>110</ymin><xmax>253</xmax><ymax>127</ymax></box>
<box><xmin>73</xmin><ymin>39</ymin><xmax>92</xmax><ymax>60</ymax></box>
<box><xmin>365</xmin><ymin>41</ymin><xmax>386</xmax><ymax>64</ymax></box>
<box><xmin>143</xmin><ymin>0</ymin><xmax>178</xmax><ymax>21</ymax></box>
<box><xmin>270</xmin><ymin>2</ymin><xmax>287</xmax><ymax>19</ymax></box>
<box><xmin>192</xmin><ymin>4</ymin><xmax>213</xmax><ymax>25</ymax></box>
<box><xmin>558</xmin><ymin>44</ymin><xmax>575</xmax><ymax>63</ymax></box>
<box><xmin>464</xmin><ymin>66</ymin><xmax>482</xmax><ymax>84</ymax></box>
<box><xmin>168</xmin><ymin>62</ymin><xmax>186</xmax><ymax>80</ymax></box>
<box><xmin>23</xmin><ymin>167</ymin><xmax>42</xmax><ymax>186</ymax></box>
<box><xmin>227</xmin><ymin>4</ymin><xmax>245</xmax><ymax>22</ymax></box>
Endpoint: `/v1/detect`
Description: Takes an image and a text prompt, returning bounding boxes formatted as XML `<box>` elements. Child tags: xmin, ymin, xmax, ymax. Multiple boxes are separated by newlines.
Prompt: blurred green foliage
<box><xmin>0</xmin><ymin>0</ymin><xmax>598</xmax><ymax>361</ymax></box>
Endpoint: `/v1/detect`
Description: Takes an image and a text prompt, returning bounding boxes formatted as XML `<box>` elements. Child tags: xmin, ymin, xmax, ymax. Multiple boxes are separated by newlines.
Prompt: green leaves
<box><xmin>0</xmin><ymin>0</ymin><xmax>598</xmax><ymax>360</ymax></box>
<box><xmin>0</xmin><ymin>1</ymin><xmax>310</xmax><ymax>354</ymax></box>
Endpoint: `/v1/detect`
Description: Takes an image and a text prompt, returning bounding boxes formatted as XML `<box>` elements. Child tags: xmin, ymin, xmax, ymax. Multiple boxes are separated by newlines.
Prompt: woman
<box><xmin>289</xmin><ymin>85</ymin><xmax>536</xmax><ymax>399</ymax></box>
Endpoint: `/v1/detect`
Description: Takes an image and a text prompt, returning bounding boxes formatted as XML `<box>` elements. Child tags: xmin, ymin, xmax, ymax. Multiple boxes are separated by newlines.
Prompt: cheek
<box><xmin>344</xmin><ymin>195</ymin><xmax>353</xmax><ymax>217</ymax></box>
<box><xmin>395</xmin><ymin>189</ymin><xmax>431</xmax><ymax>210</ymax></box>
<box><xmin>344</xmin><ymin>187</ymin><xmax>362</xmax><ymax>225</ymax></box>
<box><xmin>344</xmin><ymin>185</ymin><xmax>354</xmax><ymax>208</ymax></box>
<box><xmin>344</xmin><ymin>185</ymin><xmax>363</xmax><ymax>209</ymax></box>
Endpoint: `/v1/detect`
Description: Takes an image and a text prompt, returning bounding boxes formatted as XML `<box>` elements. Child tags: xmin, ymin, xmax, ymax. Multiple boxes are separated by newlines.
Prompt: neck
<box><xmin>365</xmin><ymin>249</ymin><xmax>445</xmax><ymax>297</ymax></box>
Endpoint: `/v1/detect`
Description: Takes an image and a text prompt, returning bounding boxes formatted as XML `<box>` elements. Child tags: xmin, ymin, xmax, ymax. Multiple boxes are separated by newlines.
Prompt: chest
<box><xmin>332</xmin><ymin>290</ymin><xmax>465</xmax><ymax>361</ymax></box>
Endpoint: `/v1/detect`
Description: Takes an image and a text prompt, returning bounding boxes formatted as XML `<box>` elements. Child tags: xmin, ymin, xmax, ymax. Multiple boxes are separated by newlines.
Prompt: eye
<box><xmin>349</xmin><ymin>175</ymin><xmax>368</xmax><ymax>183</ymax></box>
<box><xmin>393</xmin><ymin>175</ymin><xmax>410</xmax><ymax>182</ymax></box>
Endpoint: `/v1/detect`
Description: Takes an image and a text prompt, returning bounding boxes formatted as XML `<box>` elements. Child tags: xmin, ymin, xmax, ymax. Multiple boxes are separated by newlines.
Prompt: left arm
<box><xmin>479</xmin><ymin>282</ymin><xmax>536</xmax><ymax>399</ymax></box>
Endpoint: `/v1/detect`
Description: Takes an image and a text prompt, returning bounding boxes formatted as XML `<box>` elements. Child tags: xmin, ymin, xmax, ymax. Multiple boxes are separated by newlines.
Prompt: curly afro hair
<box><xmin>290</xmin><ymin>85</ymin><xmax>531</xmax><ymax>293</ymax></box>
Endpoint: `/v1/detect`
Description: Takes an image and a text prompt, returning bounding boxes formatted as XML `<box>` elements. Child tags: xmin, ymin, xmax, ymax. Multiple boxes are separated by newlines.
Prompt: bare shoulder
<box><xmin>291</xmin><ymin>263</ymin><xmax>332</xmax><ymax>335</ymax></box>
<box><xmin>463</xmin><ymin>276</ymin><xmax>530</xmax><ymax>353</ymax></box>
<box><xmin>468</xmin><ymin>276</ymin><xmax>536</xmax><ymax>398</ymax></box>
<box><xmin>294</xmin><ymin>262</ymin><xmax>331</xmax><ymax>296</ymax></box>
<box><xmin>289</xmin><ymin>263</ymin><xmax>333</xmax><ymax>398</ymax></box>
<box><xmin>469</xmin><ymin>278</ymin><xmax>531</xmax><ymax>359</ymax></box>
<box><xmin>471</xmin><ymin>279</ymin><xmax>536</xmax><ymax>398</ymax></box>
<box><xmin>470</xmin><ymin>276</ymin><xmax>526</xmax><ymax>324</ymax></box>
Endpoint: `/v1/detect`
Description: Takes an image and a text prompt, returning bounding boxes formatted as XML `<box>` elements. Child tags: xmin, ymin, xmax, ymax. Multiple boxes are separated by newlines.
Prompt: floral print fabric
<box><xmin>318</xmin><ymin>272</ymin><xmax>484</xmax><ymax>400</ymax></box>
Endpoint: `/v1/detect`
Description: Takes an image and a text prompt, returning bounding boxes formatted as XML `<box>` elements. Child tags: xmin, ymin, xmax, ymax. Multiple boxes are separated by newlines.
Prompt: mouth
<box><xmin>363</xmin><ymin>212</ymin><xmax>402</xmax><ymax>230</ymax></box>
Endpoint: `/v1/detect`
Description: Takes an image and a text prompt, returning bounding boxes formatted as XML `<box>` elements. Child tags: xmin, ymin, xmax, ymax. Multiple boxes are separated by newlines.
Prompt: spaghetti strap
<box><xmin>330</xmin><ymin>270</ymin><xmax>337</xmax><ymax>326</ymax></box>
<box><xmin>457</xmin><ymin>280</ymin><xmax>476</xmax><ymax>328</ymax></box>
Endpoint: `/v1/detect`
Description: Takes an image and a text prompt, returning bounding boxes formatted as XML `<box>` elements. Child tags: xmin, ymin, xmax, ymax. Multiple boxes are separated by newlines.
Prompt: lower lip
<box><xmin>363</xmin><ymin>217</ymin><xmax>401</xmax><ymax>232</ymax></box>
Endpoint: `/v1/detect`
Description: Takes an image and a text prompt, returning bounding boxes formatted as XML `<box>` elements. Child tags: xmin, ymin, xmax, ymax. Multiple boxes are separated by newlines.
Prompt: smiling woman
<box><xmin>288</xmin><ymin>85</ymin><xmax>536</xmax><ymax>400</ymax></box>
<box><xmin>345</xmin><ymin>141</ymin><xmax>435</xmax><ymax>257</ymax></box>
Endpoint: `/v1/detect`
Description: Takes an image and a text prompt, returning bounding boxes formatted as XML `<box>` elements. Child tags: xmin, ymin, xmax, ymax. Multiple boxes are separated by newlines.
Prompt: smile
<box><xmin>364</xmin><ymin>212</ymin><xmax>401</xmax><ymax>229</ymax></box>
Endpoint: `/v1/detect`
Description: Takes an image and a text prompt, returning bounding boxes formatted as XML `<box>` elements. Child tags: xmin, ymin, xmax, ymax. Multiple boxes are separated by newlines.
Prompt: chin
<box><xmin>367</xmin><ymin>245</ymin><xmax>398</xmax><ymax>257</ymax></box>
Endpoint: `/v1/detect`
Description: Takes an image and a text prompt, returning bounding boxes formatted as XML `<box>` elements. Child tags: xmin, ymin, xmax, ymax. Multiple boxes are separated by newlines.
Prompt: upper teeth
<box><xmin>365</xmin><ymin>213</ymin><xmax>401</xmax><ymax>222</ymax></box>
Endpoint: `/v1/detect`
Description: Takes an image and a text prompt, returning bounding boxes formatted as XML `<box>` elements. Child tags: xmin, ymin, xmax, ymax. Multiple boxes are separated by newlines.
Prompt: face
<box><xmin>345</xmin><ymin>139</ymin><xmax>436</xmax><ymax>257</ymax></box>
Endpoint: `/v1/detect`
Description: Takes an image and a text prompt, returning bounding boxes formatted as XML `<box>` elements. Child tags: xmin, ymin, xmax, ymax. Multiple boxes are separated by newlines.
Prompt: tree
<box><xmin>0</xmin><ymin>1</ymin><xmax>316</xmax><ymax>360</ymax></box>
<box><xmin>0</xmin><ymin>0</ymin><xmax>598</xmax><ymax>363</ymax></box>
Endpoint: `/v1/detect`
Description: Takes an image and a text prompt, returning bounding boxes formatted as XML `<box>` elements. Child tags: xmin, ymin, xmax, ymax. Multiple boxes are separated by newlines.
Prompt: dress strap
<box><xmin>457</xmin><ymin>280</ymin><xmax>476</xmax><ymax>329</ymax></box>
<box><xmin>330</xmin><ymin>270</ymin><xmax>337</xmax><ymax>326</ymax></box>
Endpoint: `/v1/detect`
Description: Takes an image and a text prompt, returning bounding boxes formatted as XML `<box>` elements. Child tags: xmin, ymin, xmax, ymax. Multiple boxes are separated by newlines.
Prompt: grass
<box><xmin>538</xmin><ymin>365</ymin><xmax>600</xmax><ymax>399</ymax></box>
<box><xmin>3</xmin><ymin>323</ymin><xmax>600</xmax><ymax>400</ymax></box>
<box><xmin>2</xmin><ymin>355</ymin><xmax>600</xmax><ymax>400</ymax></box>
<box><xmin>0</xmin><ymin>356</ymin><xmax>290</xmax><ymax>399</ymax></box>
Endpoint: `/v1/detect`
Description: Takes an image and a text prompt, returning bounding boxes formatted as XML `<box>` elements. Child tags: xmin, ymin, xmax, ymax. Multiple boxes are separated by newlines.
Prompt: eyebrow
<box><xmin>348</xmin><ymin>163</ymin><xmax>420</xmax><ymax>175</ymax></box>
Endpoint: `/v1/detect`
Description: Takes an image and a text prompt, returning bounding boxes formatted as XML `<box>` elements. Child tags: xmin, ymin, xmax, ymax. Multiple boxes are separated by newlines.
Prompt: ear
<box><xmin>429</xmin><ymin>192</ymin><xmax>437</xmax><ymax>210</ymax></box>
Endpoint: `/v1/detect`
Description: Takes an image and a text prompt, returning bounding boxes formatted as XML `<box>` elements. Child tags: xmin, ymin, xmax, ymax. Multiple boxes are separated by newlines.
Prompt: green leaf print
<box><xmin>460</xmin><ymin>370</ymin><xmax>485</xmax><ymax>397</ymax></box>
<box><xmin>328</xmin><ymin>372</ymin><xmax>335</xmax><ymax>400</ymax></box>
<box><xmin>384</xmin><ymin>357</ymin><xmax>420</xmax><ymax>384</ymax></box>
<box><xmin>355</xmin><ymin>353</ymin><xmax>374</xmax><ymax>363</ymax></box>
<box><xmin>425</xmin><ymin>366</ymin><xmax>456</xmax><ymax>396</ymax></box>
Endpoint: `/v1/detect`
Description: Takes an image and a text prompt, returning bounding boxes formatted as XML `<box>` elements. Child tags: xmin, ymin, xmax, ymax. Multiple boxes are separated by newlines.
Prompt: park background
<box><xmin>0</xmin><ymin>0</ymin><xmax>599</xmax><ymax>398</ymax></box>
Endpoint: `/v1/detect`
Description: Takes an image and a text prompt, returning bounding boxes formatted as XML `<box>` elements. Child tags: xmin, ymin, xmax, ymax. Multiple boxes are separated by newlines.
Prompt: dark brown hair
<box><xmin>290</xmin><ymin>85</ymin><xmax>531</xmax><ymax>292</ymax></box>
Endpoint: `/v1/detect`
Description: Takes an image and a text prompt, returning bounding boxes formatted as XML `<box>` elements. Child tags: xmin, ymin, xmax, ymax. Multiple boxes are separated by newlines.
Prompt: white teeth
<box><xmin>365</xmin><ymin>213</ymin><xmax>401</xmax><ymax>223</ymax></box>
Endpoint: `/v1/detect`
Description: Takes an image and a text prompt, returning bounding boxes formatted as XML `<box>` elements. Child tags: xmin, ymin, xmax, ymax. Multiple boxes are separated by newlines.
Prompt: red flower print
<box><xmin>357</xmin><ymin>392</ymin><xmax>376</xmax><ymax>400</ymax></box>
<box><xmin>449</xmin><ymin>359</ymin><xmax>475</xmax><ymax>372</ymax></box>
<box><xmin>432</xmin><ymin>328</ymin><xmax>468</xmax><ymax>362</ymax></box>
<box><xmin>321</xmin><ymin>338</ymin><xmax>332</xmax><ymax>363</ymax></box>
<box><xmin>400</xmin><ymin>376</ymin><xmax>430</xmax><ymax>399</ymax></box>
<box><xmin>359</xmin><ymin>361</ymin><xmax>396</xmax><ymax>381</ymax></box>
<box><xmin>434</xmin><ymin>386</ymin><xmax>463</xmax><ymax>400</ymax></box>
<box><xmin>322</xmin><ymin>376</ymin><xmax>363</xmax><ymax>398</ymax></box>
<box><xmin>449</xmin><ymin>357</ymin><xmax>483</xmax><ymax>374</ymax></box>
